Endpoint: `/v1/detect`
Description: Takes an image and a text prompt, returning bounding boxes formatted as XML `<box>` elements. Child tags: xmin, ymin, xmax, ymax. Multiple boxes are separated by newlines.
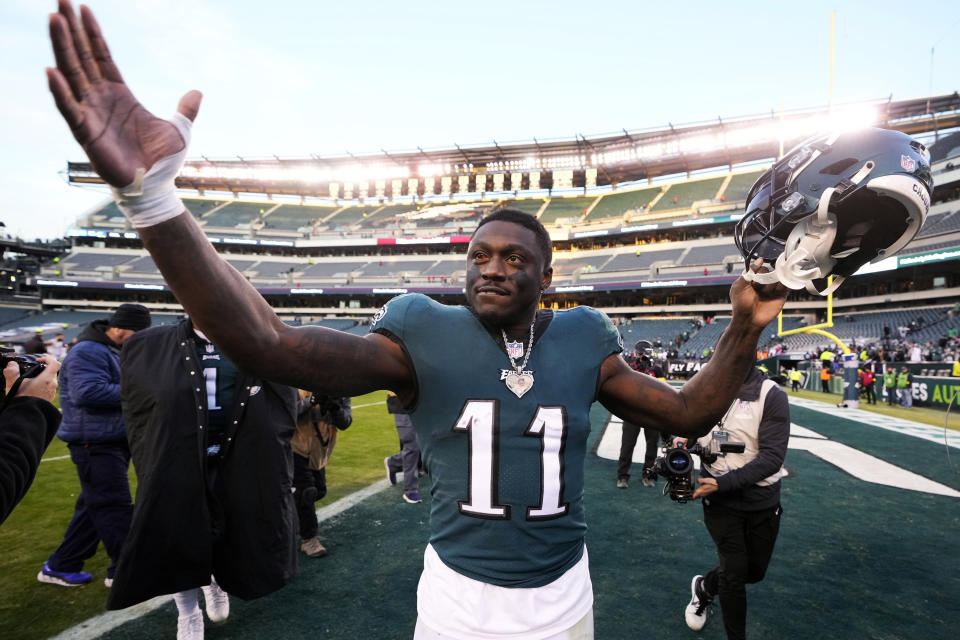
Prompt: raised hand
<box><xmin>729</xmin><ymin>259</ymin><xmax>789</xmax><ymax>331</ymax></box>
<box><xmin>46</xmin><ymin>0</ymin><xmax>201</xmax><ymax>188</ymax></box>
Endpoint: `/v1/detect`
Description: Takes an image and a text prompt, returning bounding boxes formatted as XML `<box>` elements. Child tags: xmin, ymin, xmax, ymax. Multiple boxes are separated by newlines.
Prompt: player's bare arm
<box><xmin>46</xmin><ymin>1</ymin><xmax>414</xmax><ymax>400</ymax></box>
<box><xmin>598</xmin><ymin>263</ymin><xmax>787</xmax><ymax>437</ymax></box>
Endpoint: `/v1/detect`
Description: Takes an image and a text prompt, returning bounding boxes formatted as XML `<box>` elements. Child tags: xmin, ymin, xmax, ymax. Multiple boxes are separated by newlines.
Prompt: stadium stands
<box><xmin>649</xmin><ymin>176</ymin><xmax>726</xmax><ymax>212</ymax></box>
<box><xmin>504</xmin><ymin>199</ymin><xmax>545</xmax><ymax>216</ymax></box>
<box><xmin>301</xmin><ymin>261</ymin><xmax>369</xmax><ymax>278</ymax></box>
<box><xmin>677</xmin><ymin>243</ymin><xmax>739</xmax><ymax>266</ymax></box>
<box><xmin>356</xmin><ymin>205</ymin><xmax>416</xmax><ymax>228</ymax></box>
<box><xmin>721</xmin><ymin>170</ymin><xmax>765</xmax><ymax>203</ymax></box>
<box><xmin>551</xmin><ymin>254</ymin><xmax>609</xmax><ymax>276</ymax></box>
<box><xmin>602</xmin><ymin>247</ymin><xmax>686</xmax><ymax>272</ymax></box>
<box><xmin>204</xmin><ymin>201</ymin><xmax>270</xmax><ymax>228</ymax></box>
<box><xmin>262</xmin><ymin>204</ymin><xmax>331</xmax><ymax>231</ymax></box>
<box><xmin>539</xmin><ymin>197</ymin><xmax>597</xmax><ymax>224</ymax></box>
<box><xmin>359</xmin><ymin>260</ymin><xmax>437</xmax><ymax>277</ymax></box>
<box><xmin>326</xmin><ymin>206</ymin><xmax>381</xmax><ymax>227</ymax></box>
<box><xmin>680</xmin><ymin>317</ymin><xmax>731</xmax><ymax>357</ymax></box>
<box><xmin>122</xmin><ymin>255</ymin><xmax>158</xmax><ymax>273</ymax></box>
<box><xmin>251</xmin><ymin>261</ymin><xmax>305</xmax><ymax>279</ymax></box>
<box><xmin>585</xmin><ymin>186</ymin><xmax>662</xmax><ymax>221</ymax></box>
<box><xmin>183</xmin><ymin>198</ymin><xmax>229</xmax><ymax>219</ymax></box>
<box><xmin>59</xmin><ymin>252</ymin><xmax>135</xmax><ymax>271</ymax></box>
<box><xmin>916</xmin><ymin>208</ymin><xmax>960</xmax><ymax>239</ymax></box>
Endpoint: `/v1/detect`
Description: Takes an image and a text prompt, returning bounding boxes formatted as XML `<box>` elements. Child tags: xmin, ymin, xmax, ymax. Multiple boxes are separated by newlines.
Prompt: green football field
<box><xmin>11</xmin><ymin>394</ymin><xmax>960</xmax><ymax>640</ymax></box>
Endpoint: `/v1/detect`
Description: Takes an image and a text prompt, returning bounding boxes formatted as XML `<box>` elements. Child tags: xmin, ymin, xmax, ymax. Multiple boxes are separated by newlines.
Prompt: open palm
<box><xmin>47</xmin><ymin>0</ymin><xmax>200</xmax><ymax>188</ymax></box>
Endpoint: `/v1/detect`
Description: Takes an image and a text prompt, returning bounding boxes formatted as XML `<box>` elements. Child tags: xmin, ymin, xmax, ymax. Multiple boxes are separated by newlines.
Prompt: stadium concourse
<box><xmin>46</xmin><ymin>394</ymin><xmax>960</xmax><ymax>640</ymax></box>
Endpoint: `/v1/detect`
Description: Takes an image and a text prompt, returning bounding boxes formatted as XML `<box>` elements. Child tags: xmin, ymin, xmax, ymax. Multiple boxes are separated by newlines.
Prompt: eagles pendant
<box><xmin>504</xmin><ymin>371</ymin><xmax>534</xmax><ymax>398</ymax></box>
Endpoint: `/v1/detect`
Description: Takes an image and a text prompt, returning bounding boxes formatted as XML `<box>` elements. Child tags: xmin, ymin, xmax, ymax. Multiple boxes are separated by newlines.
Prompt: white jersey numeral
<box><xmin>453</xmin><ymin>400</ymin><xmax>569</xmax><ymax>521</ymax></box>
<box><xmin>453</xmin><ymin>400</ymin><xmax>509</xmax><ymax>519</ymax></box>
<box><xmin>202</xmin><ymin>367</ymin><xmax>221</xmax><ymax>411</ymax></box>
<box><xmin>525</xmin><ymin>406</ymin><xmax>569</xmax><ymax>520</ymax></box>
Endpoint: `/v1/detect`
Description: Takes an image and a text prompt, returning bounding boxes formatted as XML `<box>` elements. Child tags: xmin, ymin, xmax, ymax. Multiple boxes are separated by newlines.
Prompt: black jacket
<box><xmin>107</xmin><ymin>319</ymin><xmax>299</xmax><ymax>609</ymax></box>
<box><xmin>0</xmin><ymin>397</ymin><xmax>61</xmax><ymax>525</ymax></box>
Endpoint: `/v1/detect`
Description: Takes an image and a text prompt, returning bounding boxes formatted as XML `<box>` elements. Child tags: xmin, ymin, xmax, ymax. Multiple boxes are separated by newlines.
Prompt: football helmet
<box><xmin>634</xmin><ymin>340</ymin><xmax>654</xmax><ymax>360</ymax></box>
<box><xmin>735</xmin><ymin>127</ymin><xmax>933</xmax><ymax>295</ymax></box>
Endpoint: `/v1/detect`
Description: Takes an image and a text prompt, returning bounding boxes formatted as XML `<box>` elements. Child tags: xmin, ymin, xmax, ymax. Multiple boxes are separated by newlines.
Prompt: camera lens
<box><xmin>664</xmin><ymin>448</ymin><xmax>692</xmax><ymax>475</ymax></box>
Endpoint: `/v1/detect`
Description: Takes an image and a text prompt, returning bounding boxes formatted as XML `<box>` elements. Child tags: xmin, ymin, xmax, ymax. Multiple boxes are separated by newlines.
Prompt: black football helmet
<box><xmin>634</xmin><ymin>340</ymin><xmax>654</xmax><ymax>360</ymax></box>
<box><xmin>735</xmin><ymin>127</ymin><xmax>933</xmax><ymax>295</ymax></box>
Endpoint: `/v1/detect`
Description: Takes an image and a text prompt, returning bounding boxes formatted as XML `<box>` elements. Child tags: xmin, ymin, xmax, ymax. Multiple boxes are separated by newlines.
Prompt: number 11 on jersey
<box><xmin>453</xmin><ymin>400</ymin><xmax>569</xmax><ymax>521</ymax></box>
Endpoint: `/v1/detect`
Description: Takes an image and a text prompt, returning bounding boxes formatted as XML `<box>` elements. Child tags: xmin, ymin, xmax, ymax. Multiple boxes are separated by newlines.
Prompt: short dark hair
<box><xmin>473</xmin><ymin>208</ymin><xmax>552</xmax><ymax>269</ymax></box>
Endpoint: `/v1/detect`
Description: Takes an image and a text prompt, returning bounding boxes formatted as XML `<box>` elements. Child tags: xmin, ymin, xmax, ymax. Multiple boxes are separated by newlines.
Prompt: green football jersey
<box><xmin>371</xmin><ymin>293</ymin><xmax>622</xmax><ymax>587</ymax></box>
<box><xmin>194</xmin><ymin>334</ymin><xmax>238</xmax><ymax>456</ymax></box>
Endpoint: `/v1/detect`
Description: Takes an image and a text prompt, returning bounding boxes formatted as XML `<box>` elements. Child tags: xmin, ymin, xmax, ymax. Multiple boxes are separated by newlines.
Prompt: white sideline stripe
<box><xmin>41</xmin><ymin>454</ymin><xmax>71</xmax><ymax>462</ymax></box>
<box><xmin>594</xmin><ymin>417</ymin><xmax>661</xmax><ymax>464</ymax></box>
<box><xmin>51</xmin><ymin>479</ymin><xmax>392</xmax><ymax>639</ymax></box>
<box><xmin>789</xmin><ymin>435</ymin><xmax>960</xmax><ymax>498</ymax></box>
<box><xmin>788</xmin><ymin>396</ymin><xmax>960</xmax><ymax>449</ymax></box>
<box><xmin>353</xmin><ymin>400</ymin><xmax>386</xmax><ymax>409</ymax></box>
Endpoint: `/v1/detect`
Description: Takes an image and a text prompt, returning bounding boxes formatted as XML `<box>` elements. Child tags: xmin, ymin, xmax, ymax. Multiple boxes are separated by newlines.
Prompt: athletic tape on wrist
<box><xmin>111</xmin><ymin>112</ymin><xmax>192</xmax><ymax>228</ymax></box>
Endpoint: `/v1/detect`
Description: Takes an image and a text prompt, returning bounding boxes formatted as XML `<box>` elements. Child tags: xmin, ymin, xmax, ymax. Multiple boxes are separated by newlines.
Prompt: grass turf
<box><xmin>92</xmin><ymin>399</ymin><xmax>960</xmax><ymax>640</ymax></box>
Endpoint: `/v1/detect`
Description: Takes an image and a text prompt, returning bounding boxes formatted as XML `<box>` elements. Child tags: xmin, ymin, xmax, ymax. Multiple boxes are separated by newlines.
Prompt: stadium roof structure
<box><xmin>67</xmin><ymin>93</ymin><xmax>960</xmax><ymax>199</ymax></box>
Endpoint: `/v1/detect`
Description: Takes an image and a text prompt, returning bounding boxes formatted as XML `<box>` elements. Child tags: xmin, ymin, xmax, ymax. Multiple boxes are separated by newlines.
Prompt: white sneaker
<box><xmin>201</xmin><ymin>580</ymin><xmax>230</xmax><ymax>623</ymax></box>
<box><xmin>684</xmin><ymin>575</ymin><xmax>712</xmax><ymax>631</ymax></box>
<box><xmin>177</xmin><ymin>610</ymin><xmax>204</xmax><ymax>640</ymax></box>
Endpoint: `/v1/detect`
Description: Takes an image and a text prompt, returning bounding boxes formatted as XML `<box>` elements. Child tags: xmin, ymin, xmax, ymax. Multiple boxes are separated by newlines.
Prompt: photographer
<box><xmin>677</xmin><ymin>365</ymin><xmax>789</xmax><ymax>640</ymax></box>
<box><xmin>293</xmin><ymin>392</ymin><xmax>352</xmax><ymax>557</ymax></box>
<box><xmin>0</xmin><ymin>355</ymin><xmax>61</xmax><ymax>525</ymax></box>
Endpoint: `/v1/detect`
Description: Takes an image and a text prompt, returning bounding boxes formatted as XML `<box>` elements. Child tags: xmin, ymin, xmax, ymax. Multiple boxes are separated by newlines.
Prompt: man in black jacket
<box><xmin>677</xmin><ymin>366</ymin><xmax>789</xmax><ymax>640</ymax></box>
<box><xmin>0</xmin><ymin>355</ymin><xmax>61</xmax><ymax>525</ymax></box>
<box><xmin>110</xmin><ymin>318</ymin><xmax>299</xmax><ymax>640</ymax></box>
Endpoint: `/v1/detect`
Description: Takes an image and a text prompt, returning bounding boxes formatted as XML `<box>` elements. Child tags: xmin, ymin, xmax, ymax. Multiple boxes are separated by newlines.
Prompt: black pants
<box><xmin>617</xmin><ymin>423</ymin><xmax>661</xmax><ymax>479</ymax></box>
<box><xmin>47</xmin><ymin>442</ymin><xmax>133</xmax><ymax>579</ymax></box>
<box><xmin>790</xmin><ymin>380</ymin><xmax>799</xmax><ymax>392</ymax></box>
<box><xmin>701</xmin><ymin>501</ymin><xmax>782</xmax><ymax>640</ymax></box>
<box><xmin>863</xmin><ymin>384</ymin><xmax>876</xmax><ymax>404</ymax></box>
<box><xmin>820</xmin><ymin>379</ymin><xmax>830</xmax><ymax>393</ymax></box>
<box><xmin>293</xmin><ymin>453</ymin><xmax>326</xmax><ymax>539</ymax></box>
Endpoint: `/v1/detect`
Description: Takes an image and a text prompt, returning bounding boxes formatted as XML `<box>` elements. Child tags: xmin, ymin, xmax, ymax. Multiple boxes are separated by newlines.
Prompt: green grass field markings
<box><xmin>40</xmin><ymin>454</ymin><xmax>71</xmax><ymax>462</ymax></box>
<box><xmin>51</xmin><ymin>478</ymin><xmax>396</xmax><ymax>640</ymax></box>
<box><xmin>789</xmin><ymin>425</ymin><xmax>960</xmax><ymax>498</ymax></box>
<box><xmin>789</xmin><ymin>395</ymin><xmax>960</xmax><ymax>448</ymax></box>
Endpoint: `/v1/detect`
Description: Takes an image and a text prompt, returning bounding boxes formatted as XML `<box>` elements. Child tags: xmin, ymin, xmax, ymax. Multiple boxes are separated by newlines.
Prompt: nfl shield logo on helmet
<box><xmin>506</xmin><ymin>340</ymin><xmax>524</xmax><ymax>359</ymax></box>
<box><xmin>900</xmin><ymin>154</ymin><xmax>916</xmax><ymax>172</ymax></box>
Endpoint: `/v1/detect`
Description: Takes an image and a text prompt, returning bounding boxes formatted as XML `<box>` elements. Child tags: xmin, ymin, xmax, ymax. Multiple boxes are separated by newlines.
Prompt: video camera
<box><xmin>652</xmin><ymin>434</ymin><xmax>745</xmax><ymax>503</ymax></box>
<box><xmin>0</xmin><ymin>347</ymin><xmax>46</xmax><ymax>380</ymax></box>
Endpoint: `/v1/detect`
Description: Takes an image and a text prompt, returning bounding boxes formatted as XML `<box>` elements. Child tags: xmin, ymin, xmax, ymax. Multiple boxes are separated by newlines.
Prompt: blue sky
<box><xmin>1</xmin><ymin>0</ymin><xmax>958</xmax><ymax>240</ymax></box>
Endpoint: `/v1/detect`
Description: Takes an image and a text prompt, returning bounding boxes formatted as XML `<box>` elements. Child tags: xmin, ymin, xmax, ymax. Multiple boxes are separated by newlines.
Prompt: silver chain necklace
<box><xmin>500</xmin><ymin>322</ymin><xmax>535</xmax><ymax>398</ymax></box>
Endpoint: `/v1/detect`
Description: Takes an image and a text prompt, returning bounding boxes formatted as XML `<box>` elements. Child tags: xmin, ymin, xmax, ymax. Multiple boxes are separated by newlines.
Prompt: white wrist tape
<box><xmin>111</xmin><ymin>112</ymin><xmax>192</xmax><ymax>228</ymax></box>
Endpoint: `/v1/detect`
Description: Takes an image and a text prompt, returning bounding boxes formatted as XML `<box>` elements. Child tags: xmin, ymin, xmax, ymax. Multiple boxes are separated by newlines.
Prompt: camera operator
<box><xmin>293</xmin><ymin>392</ymin><xmax>352</xmax><ymax>557</ymax></box>
<box><xmin>676</xmin><ymin>365</ymin><xmax>789</xmax><ymax>640</ymax></box>
<box><xmin>0</xmin><ymin>355</ymin><xmax>61</xmax><ymax>525</ymax></box>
